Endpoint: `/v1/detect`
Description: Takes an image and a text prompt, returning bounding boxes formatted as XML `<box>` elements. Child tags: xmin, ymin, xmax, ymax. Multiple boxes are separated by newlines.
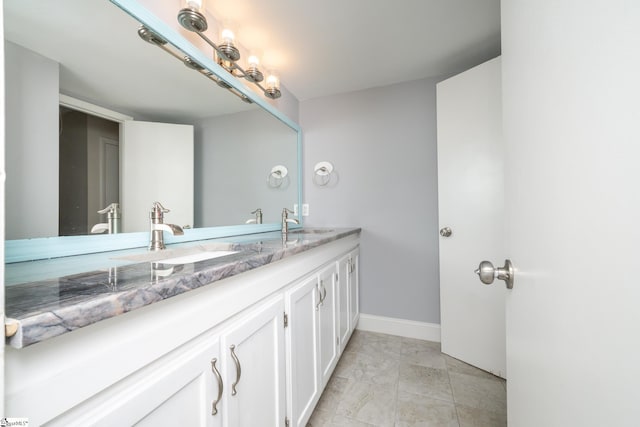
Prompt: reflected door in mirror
<box><xmin>121</xmin><ymin>121</ymin><xmax>194</xmax><ymax>232</ymax></box>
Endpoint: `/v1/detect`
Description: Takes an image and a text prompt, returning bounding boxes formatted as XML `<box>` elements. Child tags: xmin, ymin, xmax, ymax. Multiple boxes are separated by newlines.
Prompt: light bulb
<box><xmin>245</xmin><ymin>55</ymin><xmax>264</xmax><ymax>83</ymax></box>
<box><xmin>221</xmin><ymin>29</ymin><xmax>235</xmax><ymax>45</ymax></box>
<box><xmin>248</xmin><ymin>55</ymin><xmax>260</xmax><ymax>68</ymax></box>
<box><xmin>266</xmin><ymin>74</ymin><xmax>280</xmax><ymax>90</ymax></box>
<box><xmin>184</xmin><ymin>0</ymin><xmax>203</xmax><ymax>12</ymax></box>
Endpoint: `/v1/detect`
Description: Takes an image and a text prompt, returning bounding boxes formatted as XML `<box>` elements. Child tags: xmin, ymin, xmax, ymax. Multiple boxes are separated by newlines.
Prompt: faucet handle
<box><xmin>251</xmin><ymin>208</ymin><xmax>262</xmax><ymax>215</ymax></box>
<box><xmin>152</xmin><ymin>201</ymin><xmax>170</xmax><ymax>213</ymax></box>
<box><xmin>97</xmin><ymin>202</ymin><xmax>120</xmax><ymax>215</ymax></box>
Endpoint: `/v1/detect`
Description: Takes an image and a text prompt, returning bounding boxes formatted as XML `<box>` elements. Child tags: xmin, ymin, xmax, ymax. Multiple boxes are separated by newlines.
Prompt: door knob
<box><xmin>440</xmin><ymin>227</ymin><xmax>452</xmax><ymax>237</ymax></box>
<box><xmin>474</xmin><ymin>259</ymin><xmax>514</xmax><ymax>289</ymax></box>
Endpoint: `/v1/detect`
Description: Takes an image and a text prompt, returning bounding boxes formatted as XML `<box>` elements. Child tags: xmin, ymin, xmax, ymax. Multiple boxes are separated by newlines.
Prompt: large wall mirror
<box><xmin>4</xmin><ymin>0</ymin><xmax>300</xmax><ymax>253</ymax></box>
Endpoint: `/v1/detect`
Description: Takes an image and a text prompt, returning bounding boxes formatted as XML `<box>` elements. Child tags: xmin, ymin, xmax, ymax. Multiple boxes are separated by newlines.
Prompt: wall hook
<box><xmin>313</xmin><ymin>161</ymin><xmax>335</xmax><ymax>186</ymax></box>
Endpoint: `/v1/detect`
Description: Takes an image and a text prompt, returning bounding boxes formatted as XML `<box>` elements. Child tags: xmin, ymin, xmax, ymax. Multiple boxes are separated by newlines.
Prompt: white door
<box><xmin>121</xmin><ymin>121</ymin><xmax>194</xmax><ymax>232</ymax></box>
<box><xmin>502</xmin><ymin>1</ymin><xmax>640</xmax><ymax>425</ymax></box>
<box><xmin>437</xmin><ymin>57</ymin><xmax>506</xmax><ymax>377</ymax></box>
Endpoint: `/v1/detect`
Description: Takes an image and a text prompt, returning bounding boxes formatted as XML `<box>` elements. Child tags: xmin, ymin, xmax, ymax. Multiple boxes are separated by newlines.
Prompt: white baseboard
<box><xmin>355</xmin><ymin>313</ymin><xmax>441</xmax><ymax>342</ymax></box>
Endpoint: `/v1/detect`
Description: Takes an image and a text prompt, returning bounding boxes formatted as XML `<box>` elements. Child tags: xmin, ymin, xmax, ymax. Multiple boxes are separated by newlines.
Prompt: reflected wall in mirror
<box><xmin>3</xmin><ymin>0</ymin><xmax>300</xmax><ymax>241</ymax></box>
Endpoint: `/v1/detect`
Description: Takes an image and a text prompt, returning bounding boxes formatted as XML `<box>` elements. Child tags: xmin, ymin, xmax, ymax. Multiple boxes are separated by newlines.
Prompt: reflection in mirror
<box><xmin>3</xmin><ymin>0</ymin><xmax>299</xmax><ymax>241</ymax></box>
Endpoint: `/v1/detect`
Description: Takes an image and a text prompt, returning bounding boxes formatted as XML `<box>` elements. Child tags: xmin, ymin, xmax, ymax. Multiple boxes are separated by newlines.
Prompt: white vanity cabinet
<box><xmin>48</xmin><ymin>333</ymin><xmax>223</xmax><ymax>426</ymax></box>
<box><xmin>5</xmin><ymin>234</ymin><xmax>359</xmax><ymax>427</ymax></box>
<box><xmin>48</xmin><ymin>296</ymin><xmax>286</xmax><ymax>427</ymax></box>
<box><xmin>337</xmin><ymin>248</ymin><xmax>360</xmax><ymax>352</ymax></box>
<box><xmin>285</xmin><ymin>247</ymin><xmax>361</xmax><ymax>427</ymax></box>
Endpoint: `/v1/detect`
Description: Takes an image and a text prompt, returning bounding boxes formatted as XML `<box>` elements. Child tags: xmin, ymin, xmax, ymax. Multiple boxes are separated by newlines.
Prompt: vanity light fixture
<box><xmin>177</xmin><ymin>0</ymin><xmax>282</xmax><ymax>99</ymax></box>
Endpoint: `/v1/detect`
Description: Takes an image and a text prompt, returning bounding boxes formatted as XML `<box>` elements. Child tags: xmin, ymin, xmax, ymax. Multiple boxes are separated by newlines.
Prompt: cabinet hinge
<box><xmin>285</xmin><ymin>416</ymin><xmax>290</xmax><ymax>427</ymax></box>
<box><xmin>284</xmin><ymin>312</ymin><xmax>288</xmax><ymax>328</ymax></box>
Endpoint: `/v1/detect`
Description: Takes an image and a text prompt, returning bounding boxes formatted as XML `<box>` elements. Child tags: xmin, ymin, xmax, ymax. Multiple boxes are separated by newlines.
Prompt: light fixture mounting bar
<box><xmin>137</xmin><ymin>25</ymin><xmax>252</xmax><ymax>104</ymax></box>
<box><xmin>190</xmin><ymin>30</ymin><xmax>275</xmax><ymax>97</ymax></box>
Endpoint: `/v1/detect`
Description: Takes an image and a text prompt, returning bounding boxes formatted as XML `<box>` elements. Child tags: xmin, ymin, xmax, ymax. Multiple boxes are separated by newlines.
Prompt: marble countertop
<box><xmin>5</xmin><ymin>228</ymin><xmax>360</xmax><ymax>349</ymax></box>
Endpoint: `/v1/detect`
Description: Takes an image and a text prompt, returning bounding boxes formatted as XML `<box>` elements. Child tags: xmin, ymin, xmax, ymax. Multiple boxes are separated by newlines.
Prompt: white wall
<box><xmin>5</xmin><ymin>42</ymin><xmax>59</xmax><ymax>239</ymax></box>
<box><xmin>300</xmin><ymin>78</ymin><xmax>441</xmax><ymax>323</ymax></box>
<box><xmin>194</xmin><ymin>109</ymin><xmax>299</xmax><ymax>226</ymax></box>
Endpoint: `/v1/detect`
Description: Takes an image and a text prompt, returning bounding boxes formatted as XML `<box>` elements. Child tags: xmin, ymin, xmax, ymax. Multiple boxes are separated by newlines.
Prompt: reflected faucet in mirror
<box><xmin>91</xmin><ymin>203</ymin><xmax>121</xmax><ymax>234</ymax></box>
<box><xmin>149</xmin><ymin>202</ymin><xmax>184</xmax><ymax>251</ymax></box>
<box><xmin>246</xmin><ymin>208</ymin><xmax>263</xmax><ymax>224</ymax></box>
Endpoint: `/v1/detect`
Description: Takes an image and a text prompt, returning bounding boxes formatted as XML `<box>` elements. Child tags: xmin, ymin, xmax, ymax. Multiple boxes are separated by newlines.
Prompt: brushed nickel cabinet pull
<box><xmin>316</xmin><ymin>283</ymin><xmax>322</xmax><ymax>311</ymax></box>
<box><xmin>230</xmin><ymin>344</ymin><xmax>242</xmax><ymax>396</ymax></box>
<box><xmin>210</xmin><ymin>358</ymin><xmax>223</xmax><ymax>415</ymax></box>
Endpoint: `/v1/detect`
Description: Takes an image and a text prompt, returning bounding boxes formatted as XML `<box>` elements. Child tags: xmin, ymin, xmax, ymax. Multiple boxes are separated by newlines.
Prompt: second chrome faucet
<box><xmin>149</xmin><ymin>202</ymin><xmax>184</xmax><ymax>251</ymax></box>
<box><xmin>281</xmin><ymin>208</ymin><xmax>299</xmax><ymax>238</ymax></box>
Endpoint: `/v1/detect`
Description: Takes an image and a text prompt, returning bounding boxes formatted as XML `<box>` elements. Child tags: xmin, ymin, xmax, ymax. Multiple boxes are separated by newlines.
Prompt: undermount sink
<box><xmin>154</xmin><ymin>250</ymin><xmax>238</xmax><ymax>265</ymax></box>
<box><xmin>288</xmin><ymin>228</ymin><xmax>335</xmax><ymax>234</ymax></box>
<box><xmin>112</xmin><ymin>243</ymin><xmax>238</xmax><ymax>264</ymax></box>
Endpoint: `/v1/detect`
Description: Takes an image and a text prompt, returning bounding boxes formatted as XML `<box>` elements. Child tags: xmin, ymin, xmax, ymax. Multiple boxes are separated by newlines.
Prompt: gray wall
<box><xmin>300</xmin><ymin>78</ymin><xmax>441</xmax><ymax>324</ymax></box>
<box><xmin>5</xmin><ymin>41</ymin><xmax>59</xmax><ymax>239</ymax></box>
<box><xmin>194</xmin><ymin>109</ymin><xmax>299</xmax><ymax>226</ymax></box>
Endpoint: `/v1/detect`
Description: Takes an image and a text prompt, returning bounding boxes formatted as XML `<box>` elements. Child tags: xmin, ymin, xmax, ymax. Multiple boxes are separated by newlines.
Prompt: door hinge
<box><xmin>285</xmin><ymin>416</ymin><xmax>290</xmax><ymax>427</ymax></box>
<box><xmin>284</xmin><ymin>312</ymin><xmax>288</xmax><ymax>328</ymax></box>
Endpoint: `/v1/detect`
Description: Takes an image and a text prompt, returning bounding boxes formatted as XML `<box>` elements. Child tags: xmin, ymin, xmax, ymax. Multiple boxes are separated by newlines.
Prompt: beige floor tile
<box><xmin>398</xmin><ymin>363</ymin><xmax>454</xmax><ymax>402</ymax></box>
<box><xmin>456</xmin><ymin>404</ymin><xmax>507</xmax><ymax>427</ymax></box>
<box><xmin>443</xmin><ymin>355</ymin><xmax>503</xmax><ymax>382</ymax></box>
<box><xmin>314</xmin><ymin>375</ymin><xmax>349</xmax><ymax>413</ymax></box>
<box><xmin>313</xmin><ymin>332</ymin><xmax>507</xmax><ymax>427</ymax></box>
<box><xmin>400</xmin><ymin>338</ymin><xmax>447</xmax><ymax>370</ymax></box>
<box><xmin>335</xmin><ymin>379</ymin><xmax>397</xmax><ymax>427</ymax></box>
<box><xmin>333</xmin><ymin>348</ymin><xmax>400</xmax><ymax>386</ymax></box>
<box><xmin>448</xmin><ymin>371</ymin><xmax>507</xmax><ymax>416</ymax></box>
<box><xmin>395</xmin><ymin>390</ymin><xmax>460</xmax><ymax>427</ymax></box>
<box><xmin>356</xmin><ymin>331</ymin><xmax>403</xmax><ymax>360</ymax></box>
<box><xmin>307</xmin><ymin>408</ymin><xmax>378</xmax><ymax>427</ymax></box>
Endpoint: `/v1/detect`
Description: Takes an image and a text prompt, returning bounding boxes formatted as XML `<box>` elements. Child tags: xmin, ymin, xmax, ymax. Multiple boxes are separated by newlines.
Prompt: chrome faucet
<box><xmin>149</xmin><ymin>202</ymin><xmax>184</xmax><ymax>251</ymax></box>
<box><xmin>281</xmin><ymin>208</ymin><xmax>299</xmax><ymax>237</ymax></box>
<box><xmin>90</xmin><ymin>203</ymin><xmax>121</xmax><ymax>234</ymax></box>
<box><xmin>246</xmin><ymin>208</ymin><xmax>263</xmax><ymax>224</ymax></box>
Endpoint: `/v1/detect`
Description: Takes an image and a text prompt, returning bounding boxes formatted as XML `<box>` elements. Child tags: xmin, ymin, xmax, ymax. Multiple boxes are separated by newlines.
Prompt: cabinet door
<box><xmin>337</xmin><ymin>255</ymin><xmax>351</xmax><ymax>352</ymax></box>
<box><xmin>318</xmin><ymin>264</ymin><xmax>338</xmax><ymax>386</ymax></box>
<box><xmin>285</xmin><ymin>275</ymin><xmax>321</xmax><ymax>427</ymax></box>
<box><xmin>349</xmin><ymin>249</ymin><xmax>360</xmax><ymax>332</ymax></box>
<box><xmin>50</xmin><ymin>336</ymin><xmax>222</xmax><ymax>427</ymax></box>
<box><xmin>221</xmin><ymin>296</ymin><xmax>286</xmax><ymax>427</ymax></box>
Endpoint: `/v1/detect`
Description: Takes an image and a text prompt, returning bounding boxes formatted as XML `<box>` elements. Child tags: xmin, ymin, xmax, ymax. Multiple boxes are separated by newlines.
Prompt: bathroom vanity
<box><xmin>4</xmin><ymin>228</ymin><xmax>360</xmax><ymax>426</ymax></box>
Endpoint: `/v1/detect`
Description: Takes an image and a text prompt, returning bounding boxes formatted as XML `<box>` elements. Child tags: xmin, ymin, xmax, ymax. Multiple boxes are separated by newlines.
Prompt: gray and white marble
<box><xmin>5</xmin><ymin>228</ymin><xmax>360</xmax><ymax>348</ymax></box>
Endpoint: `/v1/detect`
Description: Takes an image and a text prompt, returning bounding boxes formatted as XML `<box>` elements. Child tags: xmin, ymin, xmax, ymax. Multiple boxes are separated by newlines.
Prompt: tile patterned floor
<box><xmin>307</xmin><ymin>330</ymin><xmax>507</xmax><ymax>427</ymax></box>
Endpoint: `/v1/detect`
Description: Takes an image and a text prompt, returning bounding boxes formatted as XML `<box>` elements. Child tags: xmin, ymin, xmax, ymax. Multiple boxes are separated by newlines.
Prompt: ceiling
<box><xmin>3</xmin><ymin>0</ymin><xmax>501</xmax><ymax>119</ymax></box>
<box><xmin>208</xmin><ymin>0</ymin><xmax>502</xmax><ymax>100</ymax></box>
